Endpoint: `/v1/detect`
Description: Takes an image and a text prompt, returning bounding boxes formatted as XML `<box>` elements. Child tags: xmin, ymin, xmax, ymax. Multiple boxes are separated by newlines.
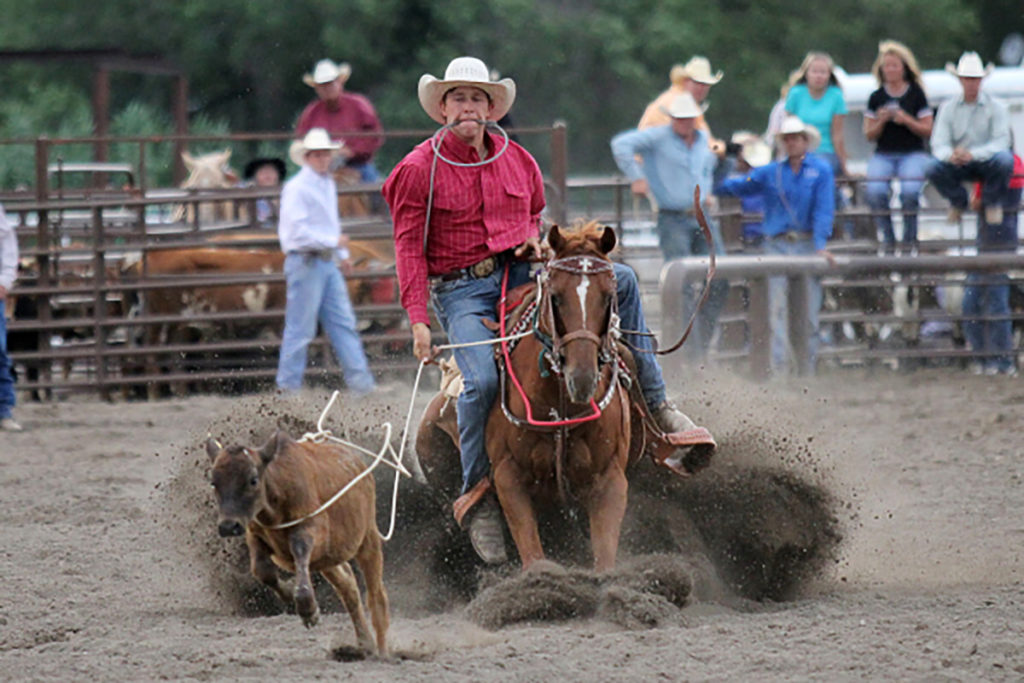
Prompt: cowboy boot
<box><xmin>453</xmin><ymin>479</ymin><xmax>508</xmax><ymax>565</ymax></box>
<box><xmin>651</xmin><ymin>400</ymin><xmax>716</xmax><ymax>475</ymax></box>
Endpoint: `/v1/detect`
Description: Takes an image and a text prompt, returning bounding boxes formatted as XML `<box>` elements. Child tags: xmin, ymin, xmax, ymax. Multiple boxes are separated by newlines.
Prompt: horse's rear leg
<box><xmin>354</xmin><ymin>531</ymin><xmax>390</xmax><ymax>656</ymax></box>
<box><xmin>493</xmin><ymin>458</ymin><xmax>545</xmax><ymax>570</ymax></box>
<box><xmin>586</xmin><ymin>467</ymin><xmax>628</xmax><ymax>572</ymax></box>
<box><xmin>320</xmin><ymin>562</ymin><xmax>376</xmax><ymax>654</ymax></box>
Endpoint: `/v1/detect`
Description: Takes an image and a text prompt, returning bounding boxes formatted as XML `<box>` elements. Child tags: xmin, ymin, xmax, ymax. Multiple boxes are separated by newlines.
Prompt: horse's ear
<box><xmin>599</xmin><ymin>225</ymin><xmax>617</xmax><ymax>255</ymax></box>
<box><xmin>547</xmin><ymin>224</ymin><xmax>564</xmax><ymax>254</ymax></box>
<box><xmin>205</xmin><ymin>436</ymin><xmax>223</xmax><ymax>462</ymax></box>
<box><xmin>181</xmin><ymin>151</ymin><xmax>196</xmax><ymax>170</ymax></box>
<box><xmin>258</xmin><ymin>429</ymin><xmax>292</xmax><ymax>466</ymax></box>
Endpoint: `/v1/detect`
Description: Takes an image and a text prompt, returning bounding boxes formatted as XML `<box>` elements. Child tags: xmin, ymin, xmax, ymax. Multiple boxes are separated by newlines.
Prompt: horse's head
<box><xmin>181</xmin><ymin>149</ymin><xmax>237</xmax><ymax>190</ymax></box>
<box><xmin>542</xmin><ymin>222</ymin><xmax>618</xmax><ymax>403</ymax></box>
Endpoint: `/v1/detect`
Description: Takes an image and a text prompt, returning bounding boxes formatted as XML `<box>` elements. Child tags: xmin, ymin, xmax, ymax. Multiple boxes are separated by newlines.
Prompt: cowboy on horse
<box><xmin>382</xmin><ymin>56</ymin><xmax>715</xmax><ymax>565</ymax></box>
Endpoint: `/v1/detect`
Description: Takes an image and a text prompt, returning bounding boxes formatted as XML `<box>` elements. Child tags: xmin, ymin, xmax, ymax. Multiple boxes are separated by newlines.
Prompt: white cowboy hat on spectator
<box><xmin>684</xmin><ymin>56</ymin><xmax>724</xmax><ymax>85</ymax></box>
<box><xmin>289</xmin><ymin>128</ymin><xmax>340</xmax><ymax>166</ymax></box>
<box><xmin>775</xmin><ymin>115</ymin><xmax>821</xmax><ymax>150</ymax></box>
<box><xmin>729</xmin><ymin>133</ymin><xmax>772</xmax><ymax>168</ymax></box>
<box><xmin>417</xmin><ymin>56</ymin><xmax>516</xmax><ymax>124</ymax></box>
<box><xmin>659</xmin><ymin>92</ymin><xmax>708</xmax><ymax>119</ymax></box>
<box><xmin>945</xmin><ymin>51</ymin><xmax>995</xmax><ymax>78</ymax></box>
<box><xmin>302</xmin><ymin>59</ymin><xmax>352</xmax><ymax>87</ymax></box>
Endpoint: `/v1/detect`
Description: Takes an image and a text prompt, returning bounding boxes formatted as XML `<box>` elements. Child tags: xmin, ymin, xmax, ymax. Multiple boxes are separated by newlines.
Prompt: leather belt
<box><xmin>290</xmin><ymin>248</ymin><xmax>335</xmax><ymax>261</ymax></box>
<box><xmin>769</xmin><ymin>231</ymin><xmax>813</xmax><ymax>243</ymax></box>
<box><xmin>434</xmin><ymin>250</ymin><xmax>513</xmax><ymax>283</ymax></box>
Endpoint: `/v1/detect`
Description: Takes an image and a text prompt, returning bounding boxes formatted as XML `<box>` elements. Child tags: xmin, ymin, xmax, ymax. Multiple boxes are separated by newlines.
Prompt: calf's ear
<box><xmin>205</xmin><ymin>437</ymin><xmax>223</xmax><ymax>462</ymax></box>
<box><xmin>258</xmin><ymin>429</ymin><xmax>293</xmax><ymax>466</ymax></box>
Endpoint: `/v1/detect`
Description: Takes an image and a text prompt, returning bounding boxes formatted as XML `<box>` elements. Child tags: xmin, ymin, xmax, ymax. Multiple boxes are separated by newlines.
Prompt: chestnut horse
<box><xmin>486</xmin><ymin>222</ymin><xmax>633</xmax><ymax>571</ymax></box>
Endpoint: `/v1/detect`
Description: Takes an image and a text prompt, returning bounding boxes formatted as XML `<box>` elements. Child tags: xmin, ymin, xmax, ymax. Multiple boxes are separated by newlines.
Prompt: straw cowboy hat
<box><xmin>417</xmin><ymin>56</ymin><xmax>516</xmax><ymax>124</ymax></box>
<box><xmin>288</xmin><ymin>128</ymin><xmax>340</xmax><ymax>166</ymax></box>
<box><xmin>658</xmin><ymin>92</ymin><xmax>708</xmax><ymax>119</ymax></box>
<box><xmin>302</xmin><ymin>59</ymin><xmax>352</xmax><ymax>87</ymax></box>
<box><xmin>775</xmin><ymin>115</ymin><xmax>821</xmax><ymax>150</ymax></box>
<box><xmin>945</xmin><ymin>51</ymin><xmax>995</xmax><ymax>78</ymax></box>
<box><xmin>731</xmin><ymin>131</ymin><xmax>772</xmax><ymax>168</ymax></box>
<box><xmin>684</xmin><ymin>56</ymin><xmax>724</xmax><ymax>85</ymax></box>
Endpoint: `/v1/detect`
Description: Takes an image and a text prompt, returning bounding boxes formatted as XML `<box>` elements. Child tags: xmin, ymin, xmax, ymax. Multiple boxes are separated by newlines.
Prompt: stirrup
<box><xmin>650</xmin><ymin>427</ymin><xmax>716</xmax><ymax>477</ymax></box>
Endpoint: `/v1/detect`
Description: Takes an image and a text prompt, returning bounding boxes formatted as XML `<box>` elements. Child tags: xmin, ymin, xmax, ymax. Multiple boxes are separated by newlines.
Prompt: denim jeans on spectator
<box><xmin>276</xmin><ymin>253</ymin><xmax>376</xmax><ymax>394</ymax></box>
<box><xmin>764</xmin><ymin>238</ymin><xmax>823</xmax><ymax>374</ymax></box>
<box><xmin>962</xmin><ymin>273</ymin><xmax>1014</xmax><ymax>373</ymax></box>
<box><xmin>431</xmin><ymin>260</ymin><xmax>669</xmax><ymax>494</ymax></box>
<box><xmin>656</xmin><ymin>210</ymin><xmax>729</xmax><ymax>360</ymax></box>
<box><xmin>0</xmin><ymin>310</ymin><xmax>15</xmax><ymax>419</ymax></box>
<box><xmin>865</xmin><ymin>151</ymin><xmax>931</xmax><ymax>248</ymax></box>
<box><xmin>924</xmin><ymin>151</ymin><xmax>1015</xmax><ymax>210</ymax></box>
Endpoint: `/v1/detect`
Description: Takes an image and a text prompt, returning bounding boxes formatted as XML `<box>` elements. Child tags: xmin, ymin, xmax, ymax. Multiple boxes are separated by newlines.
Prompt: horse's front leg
<box><xmin>492</xmin><ymin>457</ymin><xmax>544</xmax><ymax>570</ymax></box>
<box><xmin>585</xmin><ymin>464</ymin><xmax>628</xmax><ymax>572</ymax></box>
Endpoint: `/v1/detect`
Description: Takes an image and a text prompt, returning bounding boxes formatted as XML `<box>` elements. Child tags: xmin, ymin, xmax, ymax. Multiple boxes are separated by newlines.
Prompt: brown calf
<box><xmin>206</xmin><ymin>430</ymin><xmax>389</xmax><ymax>656</ymax></box>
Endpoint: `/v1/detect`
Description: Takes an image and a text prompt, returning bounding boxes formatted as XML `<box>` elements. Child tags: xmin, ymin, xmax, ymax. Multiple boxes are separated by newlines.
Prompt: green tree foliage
<box><xmin>0</xmin><ymin>0</ymin><xmax>1016</xmax><ymax>179</ymax></box>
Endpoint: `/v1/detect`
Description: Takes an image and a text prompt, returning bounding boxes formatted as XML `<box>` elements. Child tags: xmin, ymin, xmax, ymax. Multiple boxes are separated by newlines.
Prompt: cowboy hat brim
<box><xmin>689</xmin><ymin>70</ymin><xmax>724</xmax><ymax>85</ymax></box>
<box><xmin>944</xmin><ymin>61</ymin><xmax>995</xmax><ymax>78</ymax></box>
<box><xmin>288</xmin><ymin>139</ymin><xmax>340</xmax><ymax>167</ymax></box>
<box><xmin>303</xmin><ymin>62</ymin><xmax>352</xmax><ymax>87</ymax></box>
<box><xmin>657</xmin><ymin>100</ymin><xmax>710</xmax><ymax>119</ymax></box>
<box><xmin>417</xmin><ymin>75</ymin><xmax>516</xmax><ymax>124</ymax></box>
<box><xmin>776</xmin><ymin>124</ymin><xmax>822</xmax><ymax>151</ymax></box>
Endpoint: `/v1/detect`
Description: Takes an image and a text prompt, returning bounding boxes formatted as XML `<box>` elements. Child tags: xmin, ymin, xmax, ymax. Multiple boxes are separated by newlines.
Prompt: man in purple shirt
<box><xmin>295</xmin><ymin>59</ymin><xmax>384</xmax><ymax>183</ymax></box>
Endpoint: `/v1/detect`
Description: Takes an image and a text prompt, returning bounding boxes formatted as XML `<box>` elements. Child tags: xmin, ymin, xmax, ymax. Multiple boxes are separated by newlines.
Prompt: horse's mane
<box><xmin>553</xmin><ymin>220</ymin><xmax>614</xmax><ymax>259</ymax></box>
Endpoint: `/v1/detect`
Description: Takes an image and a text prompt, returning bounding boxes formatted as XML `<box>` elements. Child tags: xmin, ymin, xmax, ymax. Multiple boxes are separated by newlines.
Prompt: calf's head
<box><xmin>205</xmin><ymin>430</ymin><xmax>288</xmax><ymax>537</ymax></box>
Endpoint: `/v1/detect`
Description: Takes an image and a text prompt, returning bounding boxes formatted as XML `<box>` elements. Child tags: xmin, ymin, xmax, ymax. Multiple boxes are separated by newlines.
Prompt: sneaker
<box><xmin>984</xmin><ymin>206</ymin><xmax>1004</xmax><ymax>225</ymax></box>
<box><xmin>652</xmin><ymin>401</ymin><xmax>698</xmax><ymax>434</ymax></box>
<box><xmin>947</xmin><ymin>207</ymin><xmax>963</xmax><ymax>224</ymax></box>
<box><xmin>984</xmin><ymin>365</ymin><xmax>1000</xmax><ymax>376</ymax></box>
<box><xmin>465</xmin><ymin>497</ymin><xmax>508</xmax><ymax>565</ymax></box>
<box><xmin>0</xmin><ymin>417</ymin><xmax>23</xmax><ymax>432</ymax></box>
<box><xmin>967</xmin><ymin>361</ymin><xmax>985</xmax><ymax>376</ymax></box>
<box><xmin>998</xmin><ymin>366</ymin><xmax>1019</xmax><ymax>377</ymax></box>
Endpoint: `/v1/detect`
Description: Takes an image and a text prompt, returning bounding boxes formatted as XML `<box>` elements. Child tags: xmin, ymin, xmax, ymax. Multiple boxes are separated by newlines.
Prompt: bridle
<box><xmin>537</xmin><ymin>254</ymin><xmax>619</xmax><ymax>368</ymax></box>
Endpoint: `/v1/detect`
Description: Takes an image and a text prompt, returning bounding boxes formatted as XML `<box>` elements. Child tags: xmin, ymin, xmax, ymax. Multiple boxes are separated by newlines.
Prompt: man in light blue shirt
<box><xmin>611</xmin><ymin>92</ymin><xmax>727</xmax><ymax>359</ymax></box>
<box><xmin>926</xmin><ymin>52</ymin><xmax>1013</xmax><ymax>226</ymax></box>
<box><xmin>276</xmin><ymin>128</ymin><xmax>375</xmax><ymax>394</ymax></box>
<box><xmin>717</xmin><ymin>116</ymin><xmax>835</xmax><ymax>375</ymax></box>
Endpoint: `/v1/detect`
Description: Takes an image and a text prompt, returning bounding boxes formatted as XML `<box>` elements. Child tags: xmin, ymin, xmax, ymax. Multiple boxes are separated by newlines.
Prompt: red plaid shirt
<box><xmin>382</xmin><ymin>131</ymin><xmax>545</xmax><ymax>326</ymax></box>
<box><xmin>294</xmin><ymin>93</ymin><xmax>384</xmax><ymax>164</ymax></box>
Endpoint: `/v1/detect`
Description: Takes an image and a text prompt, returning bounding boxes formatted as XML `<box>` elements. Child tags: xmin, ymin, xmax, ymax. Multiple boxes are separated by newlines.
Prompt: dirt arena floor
<box><xmin>2</xmin><ymin>366</ymin><xmax>1024</xmax><ymax>681</ymax></box>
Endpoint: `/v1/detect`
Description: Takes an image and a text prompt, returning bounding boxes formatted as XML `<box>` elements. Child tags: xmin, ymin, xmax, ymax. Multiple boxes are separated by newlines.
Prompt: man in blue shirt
<box><xmin>611</xmin><ymin>92</ymin><xmax>728</xmax><ymax>359</ymax></box>
<box><xmin>717</xmin><ymin>116</ymin><xmax>836</xmax><ymax>374</ymax></box>
<box><xmin>276</xmin><ymin>128</ymin><xmax>376</xmax><ymax>394</ymax></box>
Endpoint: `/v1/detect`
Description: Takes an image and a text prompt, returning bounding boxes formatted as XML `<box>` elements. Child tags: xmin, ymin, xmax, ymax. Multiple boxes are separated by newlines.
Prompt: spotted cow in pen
<box><xmin>206</xmin><ymin>430</ymin><xmax>390</xmax><ymax>657</ymax></box>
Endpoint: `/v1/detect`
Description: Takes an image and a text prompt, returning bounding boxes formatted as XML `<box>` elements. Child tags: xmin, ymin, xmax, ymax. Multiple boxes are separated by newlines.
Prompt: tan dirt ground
<box><xmin>2</xmin><ymin>366</ymin><xmax>1023</xmax><ymax>681</ymax></box>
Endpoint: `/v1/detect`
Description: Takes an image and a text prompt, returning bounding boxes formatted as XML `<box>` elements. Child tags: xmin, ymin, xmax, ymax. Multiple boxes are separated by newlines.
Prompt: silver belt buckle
<box><xmin>471</xmin><ymin>256</ymin><xmax>496</xmax><ymax>278</ymax></box>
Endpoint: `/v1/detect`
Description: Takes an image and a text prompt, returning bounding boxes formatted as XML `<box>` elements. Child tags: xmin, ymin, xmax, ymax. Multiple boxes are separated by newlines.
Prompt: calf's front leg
<box><xmin>288</xmin><ymin>531</ymin><xmax>319</xmax><ymax>627</ymax></box>
<box><xmin>247</xmin><ymin>534</ymin><xmax>295</xmax><ymax>605</ymax></box>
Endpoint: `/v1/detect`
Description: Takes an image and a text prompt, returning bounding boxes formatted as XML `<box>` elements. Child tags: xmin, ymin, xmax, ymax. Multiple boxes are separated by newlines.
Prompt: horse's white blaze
<box><xmin>576</xmin><ymin>274</ymin><xmax>590</xmax><ymax>326</ymax></box>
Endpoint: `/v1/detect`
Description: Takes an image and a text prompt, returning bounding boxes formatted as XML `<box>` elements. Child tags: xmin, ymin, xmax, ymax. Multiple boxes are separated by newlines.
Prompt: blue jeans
<box><xmin>656</xmin><ymin>210</ymin><xmax>729</xmax><ymax>359</ymax></box>
<box><xmin>865</xmin><ymin>151</ymin><xmax>931</xmax><ymax>247</ymax></box>
<box><xmin>276</xmin><ymin>254</ymin><xmax>376</xmax><ymax>393</ymax></box>
<box><xmin>925</xmin><ymin>151</ymin><xmax>1014</xmax><ymax>210</ymax></box>
<box><xmin>764</xmin><ymin>238</ymin><xmax>823</xmax><ymax>375</ymax></box>
<box><xmin>430</xmin><ymin>260</ymin><xmax>668</xmax><ymax>493</ymax></box>
<box><xmin>0</xmin><ymin>309</ymin><xmax>14</xmax><ymax>418</ymax></box>
<box><xmin>962</xmin><ymin>273</ymin><xmax>1014</xmax><ymax>372</ymax></box>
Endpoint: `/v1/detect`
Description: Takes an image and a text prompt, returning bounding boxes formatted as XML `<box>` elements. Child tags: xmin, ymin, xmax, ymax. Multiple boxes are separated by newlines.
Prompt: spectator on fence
<box><xmin>612</xmin><ymin>92</ymin><xmax>729</xmax><ymax>359</ymax></box>
<box><xmin>294</xmin><ymin>59</ymin><xmax>384</xmax><ymax>184</ymax></box>
<box><xmin>0</xmin><ymin>203</ymin><xmax>22</xmax><ymax>431</ymax></box>
<box><xmin>785</xmin><ymin>51</ymin><xmax>850</xmax><ymax>236</ymax></box>
<box><xmin>716</xmin><ymin>115</ymin><xmax>835</xmax><ymax>375</ymax></box>
<box><xmin>719</xmin><ymin>132</ymin><xmax>772</xmax><ymax>250</ymax></box>
<box><xmin>926</xmin><ymin>51</ymin><xmax>1014</xmax><ymax>228</ymax></box>
<box><xmin>863</xmin><ymin>41</ymin><xmax>934</xmax><ymax>254</ymax></box>
<box><xmin>275</xmin><ymin>128</ymin><xmax>376</xmax><ymax>395</ymax></box>
<box><xmin>242</xmin><ymin>156</ymin><xmax>286</xmax><ymax>225</ymax></box>
<box><xmin>640</xmin><ymin>56</ymin><xmax>727</xmax><ymax>158</ymax></box>
<box><xmin>962</xmin><ymin>151</ymin><xmax>1022</xmax><ymax>377</ymax></box>
<box><xmin>383</xmin><ymin>56</ymin><xmax>708</xmax><ymax>563</ymax></box>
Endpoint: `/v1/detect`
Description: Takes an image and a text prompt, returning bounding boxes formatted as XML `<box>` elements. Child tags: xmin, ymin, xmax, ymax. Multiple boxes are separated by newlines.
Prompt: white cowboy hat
<box><xmin>417</xmin><ymin>56</ymin><xmax>516</xmax><ymax>124</ymax></box>
<box><xmin>659</xmin><ymin>92</ymin><xmax>708</xmax><ymax>119</ymax></box>
<box><xmin>302</xmin><ymin>59</ymin><xmax>352</xmax><ymax>87</ymax></box>
<box><xmin>289</xmin><ymin>128</ymin><xmax>340</xmax><ymax>166</ymax></box>
<box><xmin>775</xmin><ymin>115</ymin><xmax>821</xmax><ymax>150</ymax></box>
<box><xmin>945</xmin><ymin>51</ymin><xmax>995</xmax><ymax>78</ymax></box>
<box><xmin>684</xmin><ymin>56</ymin><xmax>724</xmax><ymax>85</ymax></box>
